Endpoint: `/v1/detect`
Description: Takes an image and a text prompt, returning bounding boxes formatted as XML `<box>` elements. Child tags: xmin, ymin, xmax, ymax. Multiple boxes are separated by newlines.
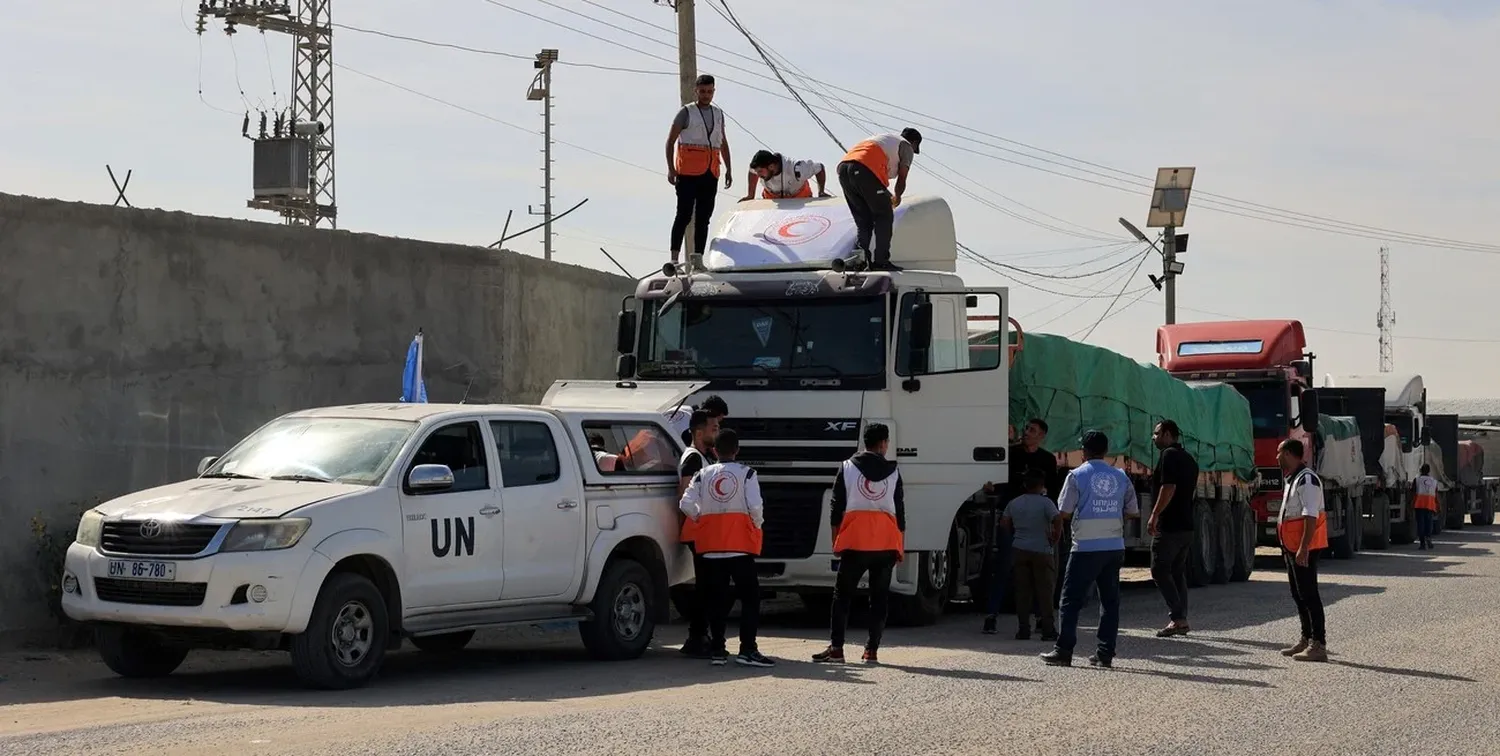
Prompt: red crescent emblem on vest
<box><xmin>709</xmin><ymin>471</ymin><xmax>739</xmax><ymax>502</ymax></box>
<box><xmin>859</xmin><ymin>476</ymin><xmax>887</xmax><ymax>500</ymax></box>
<box><xmin>762</xmin><ymin>214</ymin><xmax>832</xmax><ymax>246</ymax></box>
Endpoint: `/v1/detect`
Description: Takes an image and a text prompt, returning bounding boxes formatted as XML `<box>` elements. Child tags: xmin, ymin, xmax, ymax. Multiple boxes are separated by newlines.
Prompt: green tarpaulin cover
<box><xmin>1007</xmin><ymin>332</ymin><xmax>1255</xmax><ymax>481</ymax></box>
<box><xmin>1319</xmin><ymin>415</ymin><xmax>1360</xmax><ymax>441</ymax></box>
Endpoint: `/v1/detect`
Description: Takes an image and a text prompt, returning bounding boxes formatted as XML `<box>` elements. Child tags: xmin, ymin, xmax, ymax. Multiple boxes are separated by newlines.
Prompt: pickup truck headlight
<box><xmin>75</xmin><ymin>510</ymin><xmax>104</xmax><ymax>547</ymax></box>
<box><xmin>220</xmin><ymin>518</ymin><xmax>311</xmax><ymax>552</ymax></box>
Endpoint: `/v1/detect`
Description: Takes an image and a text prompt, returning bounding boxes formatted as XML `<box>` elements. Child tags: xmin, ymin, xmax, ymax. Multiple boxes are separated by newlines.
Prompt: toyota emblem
<box><xmin>138</xmin><ymin>519</ymin><xmax>163</xmax><ymax>539</ymax></box>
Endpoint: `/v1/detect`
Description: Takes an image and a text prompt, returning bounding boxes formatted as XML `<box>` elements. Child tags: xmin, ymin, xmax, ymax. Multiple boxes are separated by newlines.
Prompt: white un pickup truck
<box><xmin>61</xmin><ymin>380</ymin><xmax>701</xmax><ymax>689</ymax></box>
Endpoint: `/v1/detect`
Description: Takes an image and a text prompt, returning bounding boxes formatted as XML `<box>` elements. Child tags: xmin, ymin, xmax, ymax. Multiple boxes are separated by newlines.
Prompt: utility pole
<box><xmin>1378</xmin><ymin>245</ymin><xmax>1396</xmax><ymax>372</ymax></box>
<box><xmin>1162</xmin><ymin>225</ymin><xmax>1177</xmax><ymax>325</ymax></box>
<box><xmin>199</xmin><ymin>0</ymin><xmax>337</xmax><ymax>228</ymax></box>
<box><xmin>661</xmin><ymin>0</ymin><xmax>699</xmax><ymax>262</ymax></box>
<box><xmin>526</xmin><ymin>49</ymin><xmax>559</xmax><ymax>261</ymax></box>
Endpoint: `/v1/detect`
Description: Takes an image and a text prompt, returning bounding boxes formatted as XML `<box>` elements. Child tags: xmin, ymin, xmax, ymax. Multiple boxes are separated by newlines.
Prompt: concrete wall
<box><xmin>0</xmin><ymin>193</ymin><xmax>631</xmax><ymax>635</ymax></box>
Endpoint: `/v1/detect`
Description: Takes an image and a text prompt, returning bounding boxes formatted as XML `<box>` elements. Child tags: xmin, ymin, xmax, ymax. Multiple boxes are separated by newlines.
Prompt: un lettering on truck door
<box><xmin>430</xmin><ymin>516</ymin><xmax>476</xmax><ymax>557</ymax></box>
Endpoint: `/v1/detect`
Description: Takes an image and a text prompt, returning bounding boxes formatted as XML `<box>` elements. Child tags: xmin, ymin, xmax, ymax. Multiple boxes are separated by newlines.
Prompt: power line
<box><xmin>332</xmin><ymin>22</ymin><xmax>675</xmax><ymax>75</ymax></box>
<box><xmin>1070</xmin><ymin>250</ymin><xmax>1155</xmax><ymax>341</ymax></box>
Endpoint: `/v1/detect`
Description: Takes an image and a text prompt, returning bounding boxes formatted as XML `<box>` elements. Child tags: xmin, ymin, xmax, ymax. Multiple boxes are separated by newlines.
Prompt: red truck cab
<box><xmin>1157</xmin><ymin>320</ymin><xmax>1317</xmax><ymax>533</ymax></box>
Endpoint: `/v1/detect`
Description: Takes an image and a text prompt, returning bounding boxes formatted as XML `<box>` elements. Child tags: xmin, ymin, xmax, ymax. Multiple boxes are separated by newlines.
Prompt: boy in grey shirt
<box><xmin>1004</xmin><ymin>469</ymin><xmax>1062</xmax><ymax>640</ymax></box>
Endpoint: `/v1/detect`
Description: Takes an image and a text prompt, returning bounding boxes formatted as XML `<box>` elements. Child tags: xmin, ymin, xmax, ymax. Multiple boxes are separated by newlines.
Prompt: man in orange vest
<box><xmin>742</xmin><ymin>150</ymin><xmax>830</xmax><ymax>201</ymax></box>
<box><xmin>665</xmin><ymin>74</ymin><xmax>733</xmax><ymax>265</ymax></box>
<box><xmin>678</xmin><ymin>428</ymin><xmax>774</xmax><ymax>668</ymax></box>
<box><xmin>1413</xmin><ymin>463</ymin><xmax>1439</xmax><ymax>550</ymax></box>
<box><xmin>835</xmin><ymin>128</ymin><xmax>922</xmax><ymax>270</ymax></box>
<box><xmin>672</xmin><ymin>408</ymin><xmax>718</xmax><ymax>658</ymax></box>
<box><xmin>812</xmin><ymin>422</ymin><xmax>906</xmax><ymax>665</ymax></box>
<box><xmin>1276</xmin><ymin>438</ymin><xmax>1329</xmax><ymax>662</ymax></box>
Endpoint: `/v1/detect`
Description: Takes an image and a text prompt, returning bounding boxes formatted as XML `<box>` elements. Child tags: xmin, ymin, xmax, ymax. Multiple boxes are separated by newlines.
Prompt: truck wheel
<box><xmin>410</xmin><ymin>630</ymin><xmax>475</xmax><ymax>653</ymax></box>
<box><xmin>1473</xmin><ymin>488</ymin><xmax>1495</xmax><ymax>527</ymax></box>
<box><xmin>1188</xmin><ymin>502</ymin><xmax>1216</xmax><ymax>588</ymax></box>
<box><xmin>1445</xmin><ymin>491</ymin><xmax>1465</xmax><ymax>530</ymax></box>
<box><xmin>580</xmin><ymin>558</ymin><xmax>656</xmax><ymax>661</ymax></box>
<box><xmin>1210</xmin><ymin>500</ymin><xmax>1232</xmax><ymax>584</ymax></box>
<box><xmin>95</xmin><ymin>626</ymin><xmax>189</xmax><ymax>679</ymax></box>
<box><xmin>1349</xmin><ymin>497</ymin><xmax>1364</xmax><ymax>553</ymax></box>
<box><xmin>289</xmin><ymin>572</ymin><xmax>391</xmax><ymax>690</ymax></box>
<box><xmin>891</xmin><ymin>543</ymin><xmax>954</xmax><ymax>627</ymax></box>
<box><xmin>1366</xmin><ymin>494</ymin><xmax>1391</xmax><ymax>549</ymax></box>
<box><xmin>1229</xmin><ymin>501</ymin><xmax>1255</xmax><ymax>582</ymax></box>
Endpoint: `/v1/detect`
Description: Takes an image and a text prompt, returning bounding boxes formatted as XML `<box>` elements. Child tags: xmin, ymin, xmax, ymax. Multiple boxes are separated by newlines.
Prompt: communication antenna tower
<box><xmin>1377</xmin><ymin>245</ymin><xmax>1395</xmax><ymax>372</ymax></box>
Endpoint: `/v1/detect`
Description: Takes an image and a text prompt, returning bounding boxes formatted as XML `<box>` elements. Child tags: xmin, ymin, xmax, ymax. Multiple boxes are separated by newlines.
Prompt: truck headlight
<box><xmin>75</xmin><ymin>510</ymin><xmax>104</xmax><ymax>547</ymax></box>
<box><xmin>221</xmin><ymin>519</ymin><xmax>311</xmax><ymax>552</ymax></box>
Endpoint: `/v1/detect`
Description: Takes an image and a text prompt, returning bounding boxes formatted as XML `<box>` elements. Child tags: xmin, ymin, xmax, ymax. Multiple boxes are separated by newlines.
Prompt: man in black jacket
<box><xmin>813</xmin><ymin>423</ymin><xmax>906</xmax><ymax>664</ymax></box>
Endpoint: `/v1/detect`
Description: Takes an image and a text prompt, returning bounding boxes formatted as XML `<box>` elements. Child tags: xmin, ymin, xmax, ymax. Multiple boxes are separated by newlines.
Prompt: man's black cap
<box><xmin>901</xmin><ymin>127</ymin><xmax>923</xmax><ymax>154</ymax></box>
<box><xmin>1081</xmin><ymin>430</ymin><xmax>1109</xmax><ymax>456</ymax></box>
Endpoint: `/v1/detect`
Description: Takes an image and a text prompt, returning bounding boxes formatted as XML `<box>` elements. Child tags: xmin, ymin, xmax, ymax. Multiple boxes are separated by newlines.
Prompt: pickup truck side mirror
<box><xmin>616</xmin><ymin>353</ymin><xmax>637</xmax><ymax>380</ymax></box>
<box><xmin>1299</xmin><ymin>388</ymin><xmax>1320</xmax><ymax>433</ymax></box>
<box><xmin>408</xmin><ymin>464</ymin><xmax>455</xmax><ymax>493</ymax></box>
<box><xmin>197</xmin><ymin>456</ymin><xmax>218</xmax><ymax>476</ymax></box>
<box><xmin>615</xmin><ymin>309</ymin><xmax>637</xmax><ymax>355</ymax></box>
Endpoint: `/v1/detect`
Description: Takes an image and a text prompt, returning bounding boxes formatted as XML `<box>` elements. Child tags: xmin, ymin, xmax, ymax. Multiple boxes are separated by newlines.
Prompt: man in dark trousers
<box><xmin>1147</xmin><ymin>419</ymin><xmax>1199</xmax><ymax>637</ymax></box>
<box><xmin>983</xmin><ymin>418</ymin><xmax>1057</xmax><ymax>635</ymax></box>
<box><xmin>813</xmin><ymin>423</ymin><xmax>906</xmax><ymax>665</ymax></box>
<box><xmin>1277</xmin><ymin>438</ymin><xmax>1329</xmax><ymax>662</ymax></box>
<box><xmin>836</xmin><ymin>128</ymin><xmax>921</xmax><ymax>270</ymax></box>
<box><xmin>665</xmin><ymin>74</ymin><xmax>732</xmax><ymax>265</ymax></box>
<box><xmin>672</xmin><ymin>408</ymin><xmax>717</xmax><ymax>658</ymax></box>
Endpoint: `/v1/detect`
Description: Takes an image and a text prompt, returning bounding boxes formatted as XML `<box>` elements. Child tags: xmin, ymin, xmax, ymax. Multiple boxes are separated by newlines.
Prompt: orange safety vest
<box><xmin>674</xmin><ymin>104</ymin><xmax>724</xmax><ymax>179</ymax></box>
<box><xmin>677</xmin><ymin>447</ymin><xmax>710</xmax><ymax>544</ymax></box>
<box><xmin>1414</xmin><ymin>475</ymin><xmax>1440</xmax><ymax>512</ymax></box>
<box><xmin>685</xmin><ymin>462</ymin><xmax>763</xmax><ymax>556</ymax></box>
<box><xmin>1277</xmin><ymin>468</ymin><xmax>1329</xmax><ymax>551</ymax></box>
<box><xmin>763</xmin><ymin>182</ymin><xmax>813</xmax><ymax>199</ymax></box>
<box><xmin>842</xmin><ymin>133</ymin><xmax>907</xmax><ymax>187</ymax></box>
<box><xmin>832</xmin><ymin>459</ymin><xmax>905</xmax><ymax>559</ymax></box>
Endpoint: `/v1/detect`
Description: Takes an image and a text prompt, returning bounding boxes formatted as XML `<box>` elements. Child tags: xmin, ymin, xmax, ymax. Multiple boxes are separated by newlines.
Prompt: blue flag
<box><xmin>401</xmin><ymin>331</ymin><xmax>428</xmax><ymax>403</ymax></box>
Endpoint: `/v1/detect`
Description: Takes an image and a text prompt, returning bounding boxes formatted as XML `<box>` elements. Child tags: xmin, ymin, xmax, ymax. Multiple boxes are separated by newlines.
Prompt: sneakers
<box><xmin>1280</xmin><ymin>638</ymin><xmax>1310</xmax><ymax>657</ymax></box>
<box><xmin>1155</xmin><ymin>623</ymin><xmax>1190</xmax><ymax>638</ymax></box>
<box><xmin>811</xmin><ymin>646</ymin><xmax>845</xmax><ymax>664</ymax></box>
<box><xmin>710</xmin><ymin>650</ymin><xmax>729</xmax><ymax>666</ymax></box>
<box><xmin>1088</xmin><ymin>653</ymin><xmax>1113</xmax><ymax>669</ymax></box>
<box><xmin>1292</xmin><ymin>641</ymin><xmax>1328</xmax><ymax>663</ymax></box>
<box><xmin>861</xmin><ymin>648</ymin><xmax>879</xmax><ymax>665</ymax></box>
<box><xmin>1040</xmin><ymin>649</ymin><xmax>1072</xmax><ymax>667</ymax></box>
<box><xmin>736</xmin><ymin>650</ymin><xmax>776</xmax><ymax>668</ymax></box>
<box><xmin>982</xmin><ymin>615</ymin><xmax>998</xmax><ymax>635</ymax></box>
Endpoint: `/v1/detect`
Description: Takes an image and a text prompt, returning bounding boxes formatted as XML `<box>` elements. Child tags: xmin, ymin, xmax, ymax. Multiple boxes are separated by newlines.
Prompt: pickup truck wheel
<box><xmin>289</xmin><ymin>572</ymin><xmax>390</xmax><ymax>690</ymax></box>
<box><xmin>410</xmin><ymin>630</ymin><xmax>476</xmax><ymax>654</ymax></box>
<box><xmin>580</xmin><ymin>558</ymin><xmax>656</xmax><ymax>661</ymax></box>
<box><xmin>95</xmin><ymin>626</ymin><xmax>189</xmax><ymax>678</ymax></box>
<box><xmin>1474</xmin><ymin>488</ymin><xmax>1495</xmax><ymax>527</ymax></box>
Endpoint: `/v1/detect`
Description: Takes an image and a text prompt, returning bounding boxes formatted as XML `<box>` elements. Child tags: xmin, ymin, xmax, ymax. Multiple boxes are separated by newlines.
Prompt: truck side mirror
<box><xmin>615</xmin><ymin>309</ymin><xmax>637</xmax><ymax>355</ymax></box>
<box><xmin>197</xmin><ymin>456</ymin><xmax>218</xmax><ymax>476</ymax></box>
<box><xmin>1299</xmin><ymin>388</ymin><xmax>1320</xmax><ymax>433</ymax></box>
<box><xmin>1421</xmin><ymin>425</ymin><xmax>1431</xmax><ymax>445</ymax></box>
<box><xmin>910</xmin><ymin>302</ymin><xmax>934</xmax><ymax>352</ymax></box>
<box><xmin>616</xmin><ymin>354</ymin><xmax>637</xmax><ymax>380</ymax></box>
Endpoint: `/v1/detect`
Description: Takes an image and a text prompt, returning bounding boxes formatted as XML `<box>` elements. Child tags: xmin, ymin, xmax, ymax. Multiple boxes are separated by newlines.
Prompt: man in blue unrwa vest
<box><xmin>1042</xmin><ymin>430</ymin><xmax>1141</xmax><ymax>668</ymax></box>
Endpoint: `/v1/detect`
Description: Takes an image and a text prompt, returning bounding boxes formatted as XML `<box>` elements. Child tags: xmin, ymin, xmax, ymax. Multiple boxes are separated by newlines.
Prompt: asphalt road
<box><xmin>3</xmin><ymin>531</ymin><xmax>1497</xmax><ymax>756</ymax></box>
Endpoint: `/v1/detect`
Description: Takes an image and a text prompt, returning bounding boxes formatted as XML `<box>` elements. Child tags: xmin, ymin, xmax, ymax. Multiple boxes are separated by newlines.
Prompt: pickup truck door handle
<box><xmin>557</xmin><ymin>499</ymin><xmax>579</xmax><ymax>510</ymax></box>
<box><xmin>479</xmin><ymin>505</ymin><xmax>500</xmax><ymax>517</ymax></box>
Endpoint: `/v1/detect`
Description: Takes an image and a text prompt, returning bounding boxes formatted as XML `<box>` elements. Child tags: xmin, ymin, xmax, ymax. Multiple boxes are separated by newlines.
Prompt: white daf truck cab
<box><xmin>61</xmin><ymin>383</ymin><xmax>701</xmax><ymax>689</ymax></box>
<box><xmin>609</xmin><ymin>195</ymin><xmax>1011</xmax><ymax>624</ymax></box>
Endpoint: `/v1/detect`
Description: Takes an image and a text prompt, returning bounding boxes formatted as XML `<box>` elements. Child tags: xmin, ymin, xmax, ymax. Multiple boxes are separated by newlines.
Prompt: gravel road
<box><xmin>3</xmin><ymin>532</ymin><xmax>1496</xmax><ymax>756</ymax></box>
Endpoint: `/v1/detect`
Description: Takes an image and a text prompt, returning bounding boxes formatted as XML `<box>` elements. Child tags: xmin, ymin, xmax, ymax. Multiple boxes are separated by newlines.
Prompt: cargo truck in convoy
<box><xmin>1156</xmin><ymin>320</ymin><xmax>1384</xmax><ymax>559</ymax></box>
<box><xmin>601</xmin><ymin>195</ymin><xmax>1260</xmax><ymax>623</ymax></box>
<box><xmin>1426</xmin><ymin>413</ymin><xmax>1499</xmax><ymax>527</ymax></box>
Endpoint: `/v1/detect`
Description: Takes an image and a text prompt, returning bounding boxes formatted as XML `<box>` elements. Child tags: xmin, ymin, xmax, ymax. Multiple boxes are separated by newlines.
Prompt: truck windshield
<box><xmin>204</xmin><ymin>417</ymin><xmax>417</xmax><ymax>485</ymax></box>
<box><xmin>637</xmin><ymin>296</ymin><xmax>886</xmax><ymax>378</ymax></box>
<box><xmin>1232</xmin><ymin>380</ymin><xmax>1291</xmax><ymax>439</ymax></box>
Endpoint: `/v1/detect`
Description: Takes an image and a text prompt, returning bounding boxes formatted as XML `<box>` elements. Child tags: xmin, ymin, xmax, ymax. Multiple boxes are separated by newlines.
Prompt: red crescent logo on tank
<box><xmin>709</xmin><ymin>471</ymin><xmax>740</xmax><ymax>502</ymax></box>
<box><xmin>762</xmin><ymin>214</ymin><xmax>832</xmax><ymax>246</ymax></box>
<box><xmin>859</xmin><ymin>476</ymin><xmax>887</xmax><ymax>500</ymax></box>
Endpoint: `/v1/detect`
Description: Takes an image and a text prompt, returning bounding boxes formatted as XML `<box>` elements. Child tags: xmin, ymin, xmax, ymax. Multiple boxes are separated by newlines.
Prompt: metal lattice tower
<box><xmin>199</xmin><ymin>1</ymin><xmax>336</xmax><ymax>228</ymax></box>
<box><xmin>1377</xmin><ymin>245</ymin><xmax>1395</xmax><ymax>372</ymax></box>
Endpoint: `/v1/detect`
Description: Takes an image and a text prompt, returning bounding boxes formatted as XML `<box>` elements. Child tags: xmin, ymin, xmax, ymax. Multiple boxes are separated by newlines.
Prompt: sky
<box><xmin>4</xmin><ymin>0</ymin><xmax>1499</xmax><ymax>396</ymax></box>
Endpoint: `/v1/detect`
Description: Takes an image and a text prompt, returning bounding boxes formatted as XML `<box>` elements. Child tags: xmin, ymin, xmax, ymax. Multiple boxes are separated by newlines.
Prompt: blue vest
<box><xmin>1068</xmin><ymin>460</ymin><xmax>1130</xmax><ymax>552</ymax></box>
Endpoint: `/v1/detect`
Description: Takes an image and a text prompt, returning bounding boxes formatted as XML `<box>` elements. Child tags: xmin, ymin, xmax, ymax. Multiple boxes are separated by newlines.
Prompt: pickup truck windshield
<box><xmin>637</xmin><ymin>296</ymin><xmax>885</xmax><ymax>379</ymax></box>
<box><xmin>205</xmin><ymin>417</ymin><xmax>417</xmax><ymax>485</ymax></box>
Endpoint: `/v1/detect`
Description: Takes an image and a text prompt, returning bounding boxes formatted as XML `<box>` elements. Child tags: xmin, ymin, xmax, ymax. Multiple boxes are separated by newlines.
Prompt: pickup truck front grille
<box><xmin>94</xmin><ymin>578</ymin><xmax>208</xmax><ymax>607</ymax></box>
<box><xmin>102</xmin><ymin>521</ymin><xmax>223</xmax><ymax>556</ymax></box>
<box><xmin>760</xmin><ymin>482</ymin><xmax>826</xmax><ymax>560</ymax></box>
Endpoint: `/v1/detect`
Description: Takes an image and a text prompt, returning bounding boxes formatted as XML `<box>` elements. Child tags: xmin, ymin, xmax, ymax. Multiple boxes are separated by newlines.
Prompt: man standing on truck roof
<box><xmin>1147</xmin><ymin>419</ymin><xmax>1199</xmax><ymax>638</ymax></box>
<box><xmin>1276</xmin><ymin>438</ymin><xmax>1329</xmax><ymax>663</ymax></box>
<box><xmin>673</xmin><ymin>408</ymin><xmax>719</xmax><ymax>658</ymax></box>
<box><xmin>1042</xmin><ymin>430</ymin><xmax>1139</xmax><ymax>669</ymax></box>
<box><xmin>666</xmin><ymin>74</ymin><xmax>732</xmax><ymax>266</ymax></box>
<box><xmin>742</xmin><ymin>150</ymin><xmax>831</xmax><ymax>201</ymax></box>
<box><xmin>983</xmin><ymin>418</ymin><xmax>1057</xmax><ymax>635</ymax></box>
<box><xmin>812</xmin><ymin>422</ymin><xmax>906</xmax><ymax>665</ymax></box>
<box><xmin>836</xmin><ymin>128</ymin><xmax>922</xmax><ymax>271</ymax></box>
<box><xmin>1414</xmin><ymin>464</ymin><xmax>1439</xmax><ymax>550</ymax></box>
<box><xmin>679</xmin><ymin>428</ymin><xmax>775</xmax><ymax>668</ymax></box>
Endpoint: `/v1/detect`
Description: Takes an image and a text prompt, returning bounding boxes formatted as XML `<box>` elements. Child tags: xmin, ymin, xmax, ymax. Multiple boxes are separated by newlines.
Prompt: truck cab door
<box><xmin>489</xmin><ymin>414</ymin><xmax>587</xmax><ymax>602</ymax></box>
<box><xmin>890</xmin><ymin>287</ymin><xmax>1010</xmax><ymax>545</ymax></box>
<box><xmin>398</xmin><ymin>419</ymin><xmax>506</xmax><ymax>609</ymax></box>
